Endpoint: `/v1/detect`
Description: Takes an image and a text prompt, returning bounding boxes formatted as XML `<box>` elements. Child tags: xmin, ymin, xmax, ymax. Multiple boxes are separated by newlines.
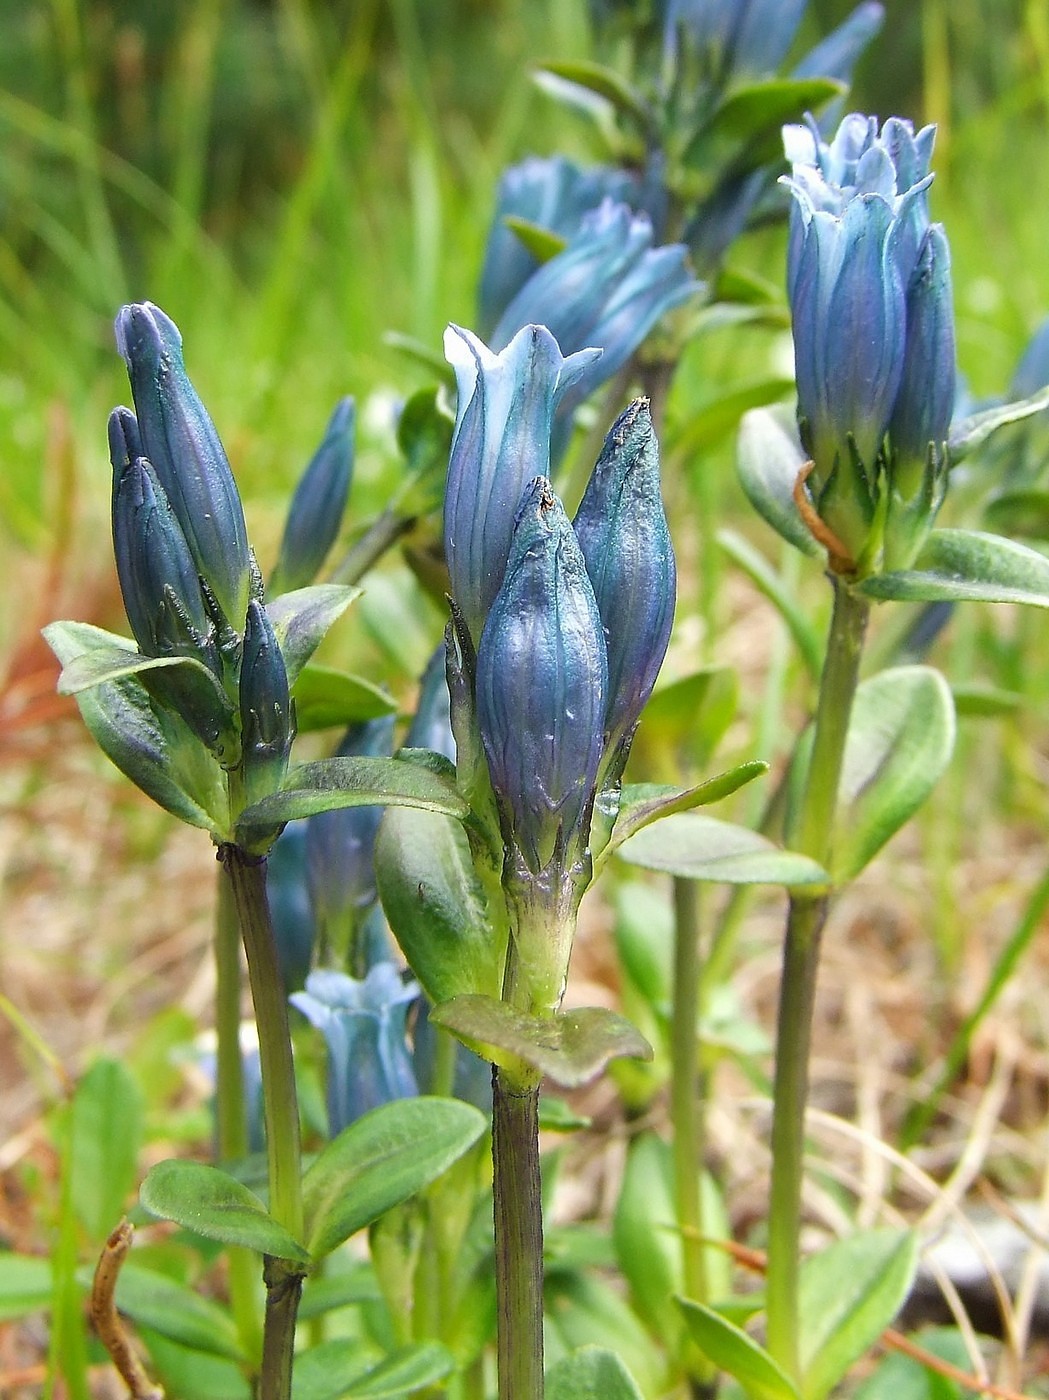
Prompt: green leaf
<box><xmin>539</xmin><ymin>1097</ymin><xmax>592</xmax><ymax>1131</ymax></box>
<box><xmin>43</xmin><ymin>622</ymin><xmax>225</xmax><ymax>832</ymax></box>
<box><xmin>430</xmin><ymin>997</ymin><xmax>652</xmax><ymax>1088</ymax></box>
<box><xmin>604</xmin><ymin>763</ymin><xmax>769</xmax><ymax>859</ymax></box>
<box><xmin>292</xmin><ymin>663</ymin><xmax>398</xmax><ymax>732</ymax></box>
<box><xmin>718</xmin><ymin>528</ymin><xmax>823</xmax><ymax>680</ymax></box>
<box><xmin>71</xmin><ymin>1058</ymin><xmax>143</xmax><ymax>1241</ymax></box>
<box><xmin>292</xmin><ymin>1341</ymin><xmax>454</xmax><ymax>1400</ymax></box>
<box><xmin>612</xmin><ymin>1134</ymin><xmax>683</xmax><ymax>1343</ymax></box>
<box><xmin>114</xmin><ymin>1264</ymin><xmax>246</xmax><ymax>1361</ymax></box>
<box><xmin>952</xmin><ymin>682</ymin><xmax>1021</xmax><ymax>717</ymax></box>
<box><xmin>983</xmin><ymin>487</ymin><xmax>1049</xmax><ymax>539</ymax></box>
<box><xmin>630</xmin><ymin>666</ymin><xmax>739</xmax><ymax>774</ymax></box>
<box><xmin>947</xmin><ymin>382</ymin><xmax>1049</xmax><ymax>461</ymax></box>
<box><xmin>139</xmin><ymin>1327</ymin><xmax>253</xmax><ymax>1400</ymax></box>
<box><xmin>799</xmin><ymin>1230</ymin><xmax>919</xmax><ymax>1400</ymax></box>
<box><xmin>503</xmin><ymin>215</ymin><xmax>568</xmax><ymax>264</ymax></box>
<box><xmin>830</xmin><ymin>666</ymin><xmax>955</xmax><ymax>884</ymax></box>
<box><xmin>298</xmin><ymin>1265</ymin><xmax>383</xmax><ymax>1320</ymax></box>
<box><xmin>382</xmin><ymin>332</ymin><xmax>456</xmax><ymax>386</ymax></box>
<box><xmin>853</xmin><ymin>1327</ymin><xmax>970</xmax><ymax>1400</ymax></box>
<box><xmin>140</xmin><ymin>1160</ymin><xmax>310</xmax><ymax>1264</ymax></box>
<box><xmin>737</xmin><ymin>406</ymin><xmax>820</xmax><ymax>557</ymax></box>
<box><xmin>55</xmin><ymin>638</ymin><xmax>227</xmax><ymax>707</ymax></box>
<box><xmin>536</xmin><ymin>59</ymin><xmax>652</xmax><ymax>132</ymax></box>
<box><xmin>266</xmin><ymin>584</ymin><xmax>361</xmax><ymax>685</ymax></box>
<box><xmin>546</xmin><ymin>1346</ymin><xmax>645</xmax><ymax>1400</ymax></box>
<box><xmin>670</xmin><ymin>378</ymin><xmax>796</xmax><ymax>457</ymax></box>
<box><xmin>617</xmin><ymin>813</ymin><xmax>828</xmax><ymax>887</ymax></box>
<box><xmin>0</xmin><ymin>1254</ymin><xmax>52</xmax><ymax>1321</ymax></box>
<box><xmin>303</xmin><ymin>1098</ymin><xmax>486</xmax><ymax>1259</ymax></box>
<box><xmin>677</xmin><ymin>1298</ymin><xmax>800</xmax><ymax>1400</ymax></box>
<box><xmin>236</xmin><ymin>755</ymin><xmax>469</xmax><ymax>843</ymax></box>
<box><xmin>396</xmin><ymin>386</ymin><xmax>456</xmax><ymax>516</ymax></box>
<box><xmin>545</xmin><ymin>1270</ymin><xmax>663</xmax><ymax>1397</ymax></box>
<box><xmin>688</xmin><ymin>77</ymin><xmax>843</xmax><ymax>169</ymax></box>
<box><xmin>374</xmin><ymin>805</ymin><xmax>500</xmax><ymax>1004</ymax></box>
<box><xmin>858</xmin><ymin>529</ymin><xmax>1049</xmax><ymax>608</ymax></box>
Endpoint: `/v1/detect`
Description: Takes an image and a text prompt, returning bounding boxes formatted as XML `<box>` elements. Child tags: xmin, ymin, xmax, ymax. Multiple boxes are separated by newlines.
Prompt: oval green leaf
<box><xmin>430</xmin><ymin>996</ymin><xmax>652</xmax><ymax>1088</ymax></box>
<box><xmin>799</xmin><ymin>1229</ymin><xmax>919</xmax><ymax>1400</ymax></box>
<box><xmin>858</xmin><ymin>529</ymin><xmax>1049</xmax><ymax>608</ymax></box>
<box><xmin>947</xmin><ymin>382</ymin><xmax>1049</xmax><ymax>462</ymax></box>
<box><xmin>140</xmin><ymin>1160</ymin><xmax>310</xmax><ymax>1264</ymax></box>
<box><xmin>292</xmin><ymin>663</ymin><xmax>398</xmax><ymax>732</ymax></box>
<box><xmin>690</xmin><ymin>77</ymin><xmax>843</xmax><ymax>167</ymax></box>
<box><xmin>677</xmin><ymin>1298</ymin><xmax>799</xmax><ymax>1400</ymax></box>
<box><xmin>546</xmin><ymin>1346</ymin><xmax>645</xmax><ymax>1400</ymax></box>
<box><xmin>536</xmin><ymin>60</ymin><xmax>652</xmax><ymax>133</ymax></box>
<box><xmin>303</xmin><ymin>1097</ymin><xmax>486</xmax><ymax>1259</ymax></box>
<box><xmin>71</xmin><ymin>1058</ymin><xmax>143</xmax><ymax>1241</ymax></box>
<box><xmin>831</xmin><ymin>666</ymin><xmax>955</xmax><ymax>884</ymax></box>
<box><xmin>43</xmin><ymin>621</ymin><xmax>225</xmax><ymax>832</ymax></box>
<box><xmin>737</xmin><ymin>406</ymin><xmax>820</xmax><ymax>557</ymax></box>
<box><xmin>374</xmin><ymin>805</ymin><xmax>500</xmax><ymax>1004</ymax></box>
<box><xmin>266</xmin><ymin>584</ymin><xmax>361</xmax><ymax>685</ymax></box>
<box><xmin>0</xmin><ymin>1254</ymin><xmax>52</xmax><ymax>1321</ymax></box>
<box><xmin>236</xmin><ymin>754</ymin><xmax>469</xmax><ymax>843</ymax></box>
<box><xmin>292</xmin><ymin>1340</ymin><xmax>454</xmax><ymax>1400</ymax></box>
<box><xmin>503</xmin><ymin>215</ymin><xmax>568</xmax><ymax>264</ymax></box>
<box><xmin>616</xmin><ymin>813</ymin><xmax>828</xmax><ymax>887</ymax></box>
<box><xmin>604</xmin><ymin>763</ymin><xmax>769</xmax><ymax>862</ymax></box>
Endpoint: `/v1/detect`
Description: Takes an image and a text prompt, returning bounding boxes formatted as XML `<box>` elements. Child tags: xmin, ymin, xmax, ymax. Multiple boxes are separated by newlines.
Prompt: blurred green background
<box><xmin>1</xmin><ymin>0</ymin><xmax>1047</xmax><ymax>662</ymax></box>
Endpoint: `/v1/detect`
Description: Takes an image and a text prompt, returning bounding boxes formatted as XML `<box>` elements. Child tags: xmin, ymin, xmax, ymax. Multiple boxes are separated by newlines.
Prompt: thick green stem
<box><xmin>219</xmin><ymin>844</ymin><xmax>305</xmax><ymax>1400</ymax></box>
<box><xmin>671</xmin><ymin>878</ymin><xmax>706</xmax><ymax>1305</ymax></box>
<box><xmin>492</xmin><ymin>1064</ymin><xmax>544</xmax><ymax>1400</ymax></box>
<box><xmin>215</xmin><ymin>869</ymin><xmax>264</xmax><ymax>1364</ymax></box>
<box><xmin>764</xmin><ymin>579</ymin><xmax>869</xmax><ymax>1379</ymax></box>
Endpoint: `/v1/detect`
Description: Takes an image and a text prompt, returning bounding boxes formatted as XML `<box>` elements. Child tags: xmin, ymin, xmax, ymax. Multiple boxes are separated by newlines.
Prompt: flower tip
<box><xmin>114</xmin><ymin>301</ymin><xmax>182</xmax><ymax>367</ymax></box>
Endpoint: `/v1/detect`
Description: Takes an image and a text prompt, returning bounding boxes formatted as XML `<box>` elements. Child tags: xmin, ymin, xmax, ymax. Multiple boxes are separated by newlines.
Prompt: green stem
<box><xmin>215</xmin><ymin>868</ymin><xmax>264</xmax><ymax>1364</ymax></box>
<box><xmin>764</xmin><ymin>579</ymin><xmax>869</xmax><ymax>1379</ymax></box>
<box><xmin>491</xmin><ymin>1064</ymin><xmax>544</xmax><ymax>1400</ymax></box>
<box><xmin>328</xmin><ymin>508</ymin><xmax>415</xmax><ymax>585</ymax></box>
<box><xmin>219</xmin><ymin>843</ymin><xmax>305</xmax><ymax>1400</ymax></box>
<box><xmin>671</xmin><ymin>878</ymin><xmax>706</xmax><ymax>1305</ymax></box>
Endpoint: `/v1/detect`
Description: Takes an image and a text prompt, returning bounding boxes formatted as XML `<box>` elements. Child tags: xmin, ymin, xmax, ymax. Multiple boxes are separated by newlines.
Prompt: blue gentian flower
<box><xmin>490</xmin><ymin>201</ymin><xmax>699</xmax><ymax>432</ymax></box>
<box><xmin>114</xmin><ymin>303</ymin><xmax>251</xmax><ymax>631</ymax></box>
<box><xmin>478</xmin><ymin>157</ymin><xmax>648</xmax><ymax>337</ymax></box>
<box><xmin>573</xmin><ymin>399</ymin><xmax>676</xmax><ymax>765</ymax></box>
<box><xmin>240</xmin><ymin>599</ymin><xmax>292</xmax><ymax>803</ymax></box>
<box><xmin>782</xmin><ymin>112</ymin><xmax>953</xmax><ymax>565</ymax></box>
<box><xmin>443</xmin><ymin>323</ymin><xmax>601</xmax><ymax>645</ymax></box>
<box><xmin>476</xmin><ymin>477</ymin><xmax>608</xmax><ymax>879</ymax></box>
<box><xmin>266</xmin><ymin>821</ymin><xmax>316</xmax><ymax>993</ymax></box>
<box><xmin>291</xmin><ymin>965</ymin><xmax>419</xmax><ymax>1136</ymax></box>
<box><xmin>274</xmin><ymin>397</ymin><xmax>355</xmax><ymax>593</ymax></box>
<box><xmin>662</xmin><ymin>0</ymin><xmax>807</xmax><ymax>84</ymax></box>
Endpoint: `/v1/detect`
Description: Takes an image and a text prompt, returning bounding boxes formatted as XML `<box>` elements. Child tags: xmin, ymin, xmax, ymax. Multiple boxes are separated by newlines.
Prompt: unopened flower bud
<box><xmin>274</xmin><ymin>397</ymin><xmax>355</xmax><ymax>593</ymax></box>
<box><xmin>239</xmin><ymin>599</ymin><xmax>292</xmax><ymax>802</ymax></box>
<box><xmin>115</xmin><ymin>302</ymin><xmax>251</xmax><ymax>629</ymax></box>
<box><xmin>476</xmin><ymin>477</ymin><xmax>607</xmax><ymax>876</ymax></box>
<box><xmin>573</xmin><ymin>399</ymin><xmax>676</xmax><ymax>759</ymax></box>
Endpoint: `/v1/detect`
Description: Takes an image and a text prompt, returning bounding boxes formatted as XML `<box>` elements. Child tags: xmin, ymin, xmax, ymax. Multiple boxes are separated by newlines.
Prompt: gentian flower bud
<box><xmin>662</xmin><ymin>0</ymin><xmax>806</xmax><ymax>84</ymax></box>
<box><xmin>239</xmin><ymin>599</ymin><xmax>292</xmax><ymax>803</ymax></box>
<box><xmin>114</xmin><ymin>303</ymin><xmax>251</xmax><ymax>630</ymax></box>
<box><xmin>274</xmin><ymin>397</ymin><xmax>355</xmax><ymax>593</ymax></box>
<box><xmin>889</xmin><ymin>224</ymin><xmax>956</xmax><ymax>500</ymax></box>
<box><xmin>573</xmin><ymin>400</ymin><xmax>676</xmax><ymax>762</ymax></box>
<box><xmin>478</xmin><ymin>156</ymin><xmax>644</xmax><ymax>338</ymax></box>
<box><xmin>476</xmin><ymin>477</ymin><xmax>608</xmax><ymax>878</ymax></box>
<box><xmin>305</xmin><ymin>716</ymin><xmax>396</xmax><ymax>972</ymax></box>
<box><xmin>111</xmin><ymin>451</ymin><xmax>213</xmax><ymax>663</ymax></box>
<box><xmin>490</xmin><ymin>201</ymin><xmax>698</xmax><ymax>427</ymax></box>
<box><xmin>443</xmin><ymin>324</ymin><xmax>601</xmax><ymax>644</ymax></box>
<box><xmin>291</xmin><ymin>965</ymin><xmax>419</xmax><ymax>1136</ymax></box>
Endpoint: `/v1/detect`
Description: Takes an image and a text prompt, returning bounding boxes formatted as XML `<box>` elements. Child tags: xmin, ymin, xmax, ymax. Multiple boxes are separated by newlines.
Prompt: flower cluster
<box><xmin>783</xmin><ymin>113</ymin><xmax>956</xmax><ymax>571</ymax></box>
<box><xmin>444</xmin><ymin>324</ymin><xmax>676</xmax><ymax>1011</ymax></box>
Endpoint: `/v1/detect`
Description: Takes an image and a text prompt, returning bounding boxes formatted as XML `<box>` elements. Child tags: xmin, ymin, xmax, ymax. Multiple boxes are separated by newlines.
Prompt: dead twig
<box><xmin>90</xmin><ymin>1220</ymin><xmax>164</xmax><ymax>1400</ymax></box>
